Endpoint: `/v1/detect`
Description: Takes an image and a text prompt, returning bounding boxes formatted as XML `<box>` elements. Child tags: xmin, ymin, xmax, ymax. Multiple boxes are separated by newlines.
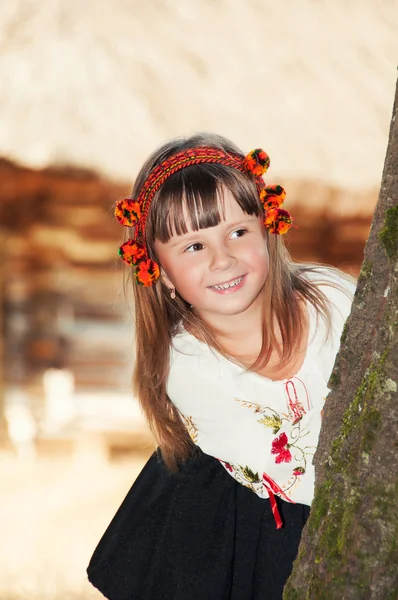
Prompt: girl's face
<box><xmin>154</xmin><ymin>188</ymin><xmax>269</xmax><ymax>329</ymax></box>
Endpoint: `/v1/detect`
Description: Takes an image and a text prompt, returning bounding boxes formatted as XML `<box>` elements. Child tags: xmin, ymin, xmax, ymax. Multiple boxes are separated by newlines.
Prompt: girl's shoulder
<box><xmin>168</xmin><ymin>329</ymin><xmax>234</xmax><ymax>406</ymax></box>
<box><xmin>303</xmin><ymin>265</ymin><xmax>356</xmax><ymax>292</ymax></box>
<box><xmin>303</xmin><ymin>266</ymin><xmax>356</xmax><ymax>320</ymax></box>
<box><xmin>170</xmin><ymin>325</ymin><xmax>239</xmax><ymax>390</ymax></box>
<box><xmin>301</xmin><ymin>268</ymin><xmax>356</xmax><ymax>363</ymax></box>
<box><xmin>170</xmin><ymin>327</ymin><xmax>220</xmax><ymax>367</ymax></box>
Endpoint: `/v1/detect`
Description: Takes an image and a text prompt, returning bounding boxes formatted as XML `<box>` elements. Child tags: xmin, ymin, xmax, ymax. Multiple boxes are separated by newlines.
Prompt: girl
<box><xmin>87</xmin><ymin>133</ymin><xmax>355</xmax><ymax>600</ymax></box>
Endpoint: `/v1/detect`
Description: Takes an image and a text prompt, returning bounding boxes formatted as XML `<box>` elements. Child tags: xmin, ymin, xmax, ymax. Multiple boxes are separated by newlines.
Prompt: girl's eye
<box><xmin>185</xmin><ymin>242</ymin><xmax>204</xmax><ymax>253</ymax></box>
<box><xmin>230</xmin><ymin>228</ymin><xmax>247</xmax><ymax>239</ymax></box>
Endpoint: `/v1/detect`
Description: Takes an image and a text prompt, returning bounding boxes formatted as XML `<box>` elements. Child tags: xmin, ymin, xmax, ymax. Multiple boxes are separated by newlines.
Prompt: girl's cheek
<box><xmin>181</xmin><ymin>252</ymin><xmax>205</xmax><ymax>267</ymax></box>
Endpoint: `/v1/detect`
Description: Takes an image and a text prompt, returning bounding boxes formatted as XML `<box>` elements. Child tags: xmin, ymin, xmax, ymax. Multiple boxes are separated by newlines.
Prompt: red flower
<box><xmin>118</xmin><ymin>240</ymin><xmax>146</xmax><ymax>265</ymax></box>
<box><xmin>259</xmin><ymin>185</ymin><xmax>286</xmax><ymax>210</ymax></box>
<box><xmin>264</xmin><ymin>208</ymin><xmax>292</xmax><ymax>235</ymax></box>
<box><xmin>118</xmin><ymin>239</ymin><xmax>160</xmax><ymax>286</ymax></box>
<box><xmin>218</xmin><ymin>459</ymin><xmax>234</xmax><ymax>472</ymax></box>
<box><xmin>114</xmin><ymin>198</ymin><xmax>141</xmax><ymax>226</ymax></box>
<box><xmin>271</xmin><ymin>432</ymin><xmax>292</xmax><ymax>464</ymax></box>
<box><xmin>134</xmin><ymin>258</ymin><xmax>160</xmax><ymax>286</ymax></box>
<box><xmin>293</xmin><ymin>467</ymin><xmax>305</xmax><ymax>476</ymax></box>
<box><xmin>243</xmin><ymin>149</ymin><xmax>270</xmax><ymax>176</ymax></box>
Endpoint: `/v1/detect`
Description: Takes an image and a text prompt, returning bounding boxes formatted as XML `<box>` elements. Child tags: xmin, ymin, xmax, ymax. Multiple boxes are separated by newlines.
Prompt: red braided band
<box><xmin>138</xmin><ymin>147</ymin><xmax>248</xmax><ymax>240</ymax></box>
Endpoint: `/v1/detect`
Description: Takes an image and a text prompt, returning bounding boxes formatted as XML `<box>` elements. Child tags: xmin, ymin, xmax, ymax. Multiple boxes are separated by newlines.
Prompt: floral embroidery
<box><xmin>223</xmin><ymin>461</ymin><xmax>234</xmax><ymax>473</ymax></box>
<box><xmin>219</xmin><ymin>459</ymin><xmax>295</xmax><ymax>527</ymax></box>
<box><xmin>218</xmin><ymin>460</ymin><xmax>263</xmax><ymax>495</ymax></box>
<box><xmin>271</xmin><ymin>432</ymin><xmax>292</xmax><ymax>463</ymax></box>
<box><xmin>293</xmin><ymin>466</ymin><xmax>305</xmax><ymax>476</ymax></box>
<box><xmin>285</xmin><ymin>378</ymin><xmax>310</xmax><ymax>422</ymax></box>
<box><xmin>181</xmin><ymin>415</ymin><xmax>198</xmax><ymax>443</ymax></box>
<box><xmin>234</xmin><ymin>398</ymin><xmax>287</xmax><ymax>433</ymax></box>
<box><xmin>235</xmin><ymin>396</ymin><xmax>316</xmax><ymax>492</ymax></box>
<box><xmin>258</xmin><ymin>414</ymin><xmax>283</xmax><ymax>434</ymax></box>
<box><xmin>241</xmin><ymin>465</ymin><xmax>261</xmax><ymax>484</ymax></box>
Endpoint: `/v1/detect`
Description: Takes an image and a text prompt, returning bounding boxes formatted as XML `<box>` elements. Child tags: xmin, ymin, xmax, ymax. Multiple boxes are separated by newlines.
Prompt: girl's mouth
<box><xmin>209</xmin><ymin>275</ymin><xmax>246</xmax><ymax>293</ymax></box>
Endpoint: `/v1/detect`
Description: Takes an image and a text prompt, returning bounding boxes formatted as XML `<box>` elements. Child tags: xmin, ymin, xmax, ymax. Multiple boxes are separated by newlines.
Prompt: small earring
<box><xmin>170</xmin><ymin>288</ymin><xmax>176</xmax><ymax>299</ymax></box>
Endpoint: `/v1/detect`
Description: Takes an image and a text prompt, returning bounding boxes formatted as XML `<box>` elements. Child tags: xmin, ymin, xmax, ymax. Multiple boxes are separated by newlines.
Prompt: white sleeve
<box><xmin>167</xmin><ymin>366</ymin><xmax>322</xmax><ymax>504</ymax></box>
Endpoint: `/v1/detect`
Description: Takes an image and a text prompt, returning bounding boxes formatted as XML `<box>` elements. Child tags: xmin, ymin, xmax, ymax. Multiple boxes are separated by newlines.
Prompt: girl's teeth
<box><xmin>214</xmin><ymin>276</ymin><xmax>243</xmax><ymax>290</ymax></box>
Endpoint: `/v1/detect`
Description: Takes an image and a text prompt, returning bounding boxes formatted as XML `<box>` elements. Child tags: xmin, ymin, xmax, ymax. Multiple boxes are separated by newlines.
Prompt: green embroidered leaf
<box><xmin>240</xmin><ymin>465</ymin><xmax>260</xmax><ymax>483</ymax></box>
<box><xmin>258</xmin><ymin>415</ymin><xmax>282</xmax><ymax>433</ymax></box>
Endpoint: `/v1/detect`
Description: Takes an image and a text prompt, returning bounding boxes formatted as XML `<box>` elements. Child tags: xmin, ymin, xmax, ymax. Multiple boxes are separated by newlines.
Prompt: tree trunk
<box><xmin>284</xmin><ymin>79</ymin><xmax>398</xmax><ymax>599</ymax></box>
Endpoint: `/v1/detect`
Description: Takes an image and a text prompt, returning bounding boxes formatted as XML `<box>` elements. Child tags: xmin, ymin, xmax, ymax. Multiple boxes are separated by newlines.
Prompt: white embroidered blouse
<box><xmin>167</xmin><ymin>272</ymin><xmax>355</xmax><ymax>508</ymax></box>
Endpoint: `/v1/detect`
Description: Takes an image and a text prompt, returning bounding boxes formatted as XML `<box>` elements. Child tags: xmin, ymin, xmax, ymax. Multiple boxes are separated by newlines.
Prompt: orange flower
<box><xmin>264</xmin><ymin>208</ymin><xmax>292</xmax><ymax>235</ymax></box>
<box><xmin>114</xmin><ymin>198</ymin><xmax>141</xmax><ymax>226</ymax></box>
<box><xmin>243</xmin><ymin>149</ymin><xmax>270</xmax><ymax>176</ymax></box>
<box><xmin>118</xmin><ymin>240</ymin><xmax>160</xmax><ymax>286</ymax></box>
<box><xmin>276</xmin><ymin>219</ymin><xmax>292</xmax><ymax>234</ymax></box>
<box><xmin>260</xmin><ymin>185</ymin><xmax>286</xmax><ymax>211</ymax></box>
<box><xmin>118</xmin><ymin>240</ymin><xmax>146</xmax><ymax>265</ymax></box>
<box><xmin>134</xmin><ymin>258</ymin><xmax>160</xmax><ymax>286</ymax></box>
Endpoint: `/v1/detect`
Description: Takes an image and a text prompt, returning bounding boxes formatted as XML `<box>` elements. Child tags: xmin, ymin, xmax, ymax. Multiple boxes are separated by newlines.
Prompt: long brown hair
<box><xmin>127</xmin><ymin>133</ymin><xmax>350</xmax><ymax>470</ymax></box>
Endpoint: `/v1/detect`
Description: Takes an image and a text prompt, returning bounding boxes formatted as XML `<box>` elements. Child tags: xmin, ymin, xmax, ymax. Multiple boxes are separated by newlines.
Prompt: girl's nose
<box><xmin>209</xmin><ymin>245</ymin><xmax>235</xmax><ymax>271</ymax></box>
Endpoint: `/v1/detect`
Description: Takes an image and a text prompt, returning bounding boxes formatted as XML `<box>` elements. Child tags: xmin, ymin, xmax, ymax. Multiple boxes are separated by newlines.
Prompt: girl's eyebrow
<box><xmin>167</xmin><ymin>217</ymin><xmax>256</xmax><ymax>247</ymax></box>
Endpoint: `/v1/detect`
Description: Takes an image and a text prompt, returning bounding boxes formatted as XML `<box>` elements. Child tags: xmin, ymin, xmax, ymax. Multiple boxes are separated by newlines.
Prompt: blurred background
<box><xmin>0</xmin><ymin>0</ymin><xmax>397</xmax><ymax>598</ymax></box>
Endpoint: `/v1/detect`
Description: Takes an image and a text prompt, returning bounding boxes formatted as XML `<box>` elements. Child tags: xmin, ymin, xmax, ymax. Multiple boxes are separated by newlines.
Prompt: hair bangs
<box><xmin>147</xmin><ymin>163</ymin><xmax>262</xmax><ymax>245</ymax></box>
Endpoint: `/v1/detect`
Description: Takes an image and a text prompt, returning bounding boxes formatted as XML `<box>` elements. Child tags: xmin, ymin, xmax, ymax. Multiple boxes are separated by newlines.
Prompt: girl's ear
<box><xmin>160</xmin><ymin>268</ymin><xmax>174</xmax><ymax>292</ymax></box>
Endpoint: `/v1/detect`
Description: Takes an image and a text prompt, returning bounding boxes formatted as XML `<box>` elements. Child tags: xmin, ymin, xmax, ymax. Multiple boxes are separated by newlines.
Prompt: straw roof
<box><xmin>0</xmin><ymin>0</ymin><xmax>397</xmax><ymax>188</ymax></box>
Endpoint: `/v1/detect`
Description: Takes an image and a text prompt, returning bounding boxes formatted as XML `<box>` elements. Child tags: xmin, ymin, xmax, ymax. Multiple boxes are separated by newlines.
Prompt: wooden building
<box><xmin>0</xmin><ymin>0</ymin><xmax>396</xmax><ymax>445</ymax></box>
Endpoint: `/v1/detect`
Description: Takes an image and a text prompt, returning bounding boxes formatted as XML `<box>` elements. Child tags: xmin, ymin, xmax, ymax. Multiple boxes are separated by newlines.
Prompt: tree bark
<box><xmin>284</xmin><ymin>79</ymin><xmax>398</xmax><ymax>599</ymax></box>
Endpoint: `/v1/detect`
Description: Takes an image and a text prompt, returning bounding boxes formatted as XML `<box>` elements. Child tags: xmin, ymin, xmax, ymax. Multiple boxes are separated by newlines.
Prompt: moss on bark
<box><xmin>379</xmin><ymin>205</ymin><xmax>398</xmax><ymax>260</ymax></box>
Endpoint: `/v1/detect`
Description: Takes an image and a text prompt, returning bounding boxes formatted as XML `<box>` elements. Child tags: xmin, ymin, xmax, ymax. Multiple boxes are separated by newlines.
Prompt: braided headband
<box><xmin>115</xmin><ymin>147</ymin><xmax>292</xmax><ymax>286</ymax></box>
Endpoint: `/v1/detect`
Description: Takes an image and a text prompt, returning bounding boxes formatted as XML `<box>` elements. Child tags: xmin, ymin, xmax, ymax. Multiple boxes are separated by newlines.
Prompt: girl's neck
<box><xmin>215</xmin><ymin>311</ymin><xmax>264</xmax><ymax>348</ymax></box>
<box><xmin>188</xmin><ymin>293</ymin><xmax>310</xmax><ymax>381</ymax></box>
<box><xmin>195</xmin><ymin>294</ymin><xmax>265</xmax><ymax>348</ymax></box>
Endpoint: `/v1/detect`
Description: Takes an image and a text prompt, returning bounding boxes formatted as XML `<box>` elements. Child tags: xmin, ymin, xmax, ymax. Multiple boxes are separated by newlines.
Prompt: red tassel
<box><xmin>262</xmin><ymin>472</ymin><xmax>296</xmax><ymax>529</ymax></box>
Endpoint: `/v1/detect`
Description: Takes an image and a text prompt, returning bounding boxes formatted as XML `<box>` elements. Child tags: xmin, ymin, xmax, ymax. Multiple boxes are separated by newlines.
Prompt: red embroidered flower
<box><xmin>220</xmin><ymin>460</ymin><xmax>234</xmax><ymax>472</ymax></box>
<box><xmin>293</xmin><ymin>467</ymin><xmax>305</xmax><ymax>476</ymax></box>
<box><xmin>271</xmin><ymin>432</ymin><xmax>292</xmax><ymax>464</ymax></box>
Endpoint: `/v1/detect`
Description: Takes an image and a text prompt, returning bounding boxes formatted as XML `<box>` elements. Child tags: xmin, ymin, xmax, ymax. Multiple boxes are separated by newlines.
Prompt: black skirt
<box><xmin>87</xmin><ymin>450</ymin><xmax>309</xmax><ymax>600</ymax></box>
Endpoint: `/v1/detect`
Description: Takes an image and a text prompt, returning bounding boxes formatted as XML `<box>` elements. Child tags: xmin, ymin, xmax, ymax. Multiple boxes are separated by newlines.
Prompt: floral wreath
<box><xmin>114</xmin><ymin>146</ymin><xmax>293</xmax><ymax>286</ymax></box>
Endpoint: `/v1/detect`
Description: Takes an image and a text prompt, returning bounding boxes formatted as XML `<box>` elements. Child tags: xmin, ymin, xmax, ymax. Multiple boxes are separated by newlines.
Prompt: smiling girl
<box><xmin>88</xmin><ymin>133</ymin><xmax>355</xmax><ymax>600</ymax></box>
